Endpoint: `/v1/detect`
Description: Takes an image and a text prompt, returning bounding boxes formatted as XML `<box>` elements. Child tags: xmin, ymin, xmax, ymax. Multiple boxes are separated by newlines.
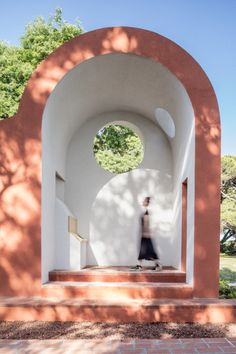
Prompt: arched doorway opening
<box><xmin>42</xmin><ymin>52</ymin><xmax>195</xmax><ymax>283</ymax></box>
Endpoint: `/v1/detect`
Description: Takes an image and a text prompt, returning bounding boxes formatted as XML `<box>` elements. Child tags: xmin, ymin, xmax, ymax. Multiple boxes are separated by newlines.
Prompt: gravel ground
<box><xmin>0</xmin><ymin>322</ymin><xmax>236</xmax><ymax>340</ymax></box>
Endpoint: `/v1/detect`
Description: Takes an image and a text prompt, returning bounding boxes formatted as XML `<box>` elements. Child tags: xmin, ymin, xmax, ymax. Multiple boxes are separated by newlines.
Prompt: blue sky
<box><xmin>0</xmin><ymin>0</ymin><xmax>235</xmax><ymax>155</ymax></box>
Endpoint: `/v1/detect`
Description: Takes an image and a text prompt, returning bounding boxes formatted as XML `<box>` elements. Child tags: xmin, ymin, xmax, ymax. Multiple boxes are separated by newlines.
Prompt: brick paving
<box><xmin>0</xmin><ymin>338</ymin><xmax>235</xmax><ymax>353</ymax></box>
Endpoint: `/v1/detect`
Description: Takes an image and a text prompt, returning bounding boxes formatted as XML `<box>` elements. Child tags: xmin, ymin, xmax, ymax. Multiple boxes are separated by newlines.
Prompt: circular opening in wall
<box><xmin>93</xmin><ymin>124</ymin><xmax>144</xmax><ymax>174</ymax></box>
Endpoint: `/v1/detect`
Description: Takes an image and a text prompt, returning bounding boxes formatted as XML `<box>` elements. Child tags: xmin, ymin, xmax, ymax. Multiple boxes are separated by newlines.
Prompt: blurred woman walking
<box><xmin>132</xmin><ymin>197</ymin><xmax>162</xmax><ymax>271</ymax></box>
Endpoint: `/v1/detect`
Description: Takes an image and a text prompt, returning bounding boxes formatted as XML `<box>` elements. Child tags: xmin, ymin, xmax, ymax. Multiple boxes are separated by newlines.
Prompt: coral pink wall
<box><xmin>0</xmin><ymin>27</ymin><xmax>220</xmax><ymax>298</ymax></box>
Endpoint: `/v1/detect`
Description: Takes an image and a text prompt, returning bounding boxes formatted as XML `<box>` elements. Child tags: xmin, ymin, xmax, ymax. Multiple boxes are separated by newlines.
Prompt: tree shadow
<box><xmin>0</xmin><ymin>320</ymin><xmax>233</xmax><ymax>340</ymax></box>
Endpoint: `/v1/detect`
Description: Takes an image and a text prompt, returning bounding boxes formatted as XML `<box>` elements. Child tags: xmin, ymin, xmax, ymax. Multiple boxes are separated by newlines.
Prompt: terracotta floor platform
<box><xmin>49</xmin><ymin>266</ymin><xmax>186</xmax><ymax>283</ymax></box>
<box><xmin>47</xmin><ymin>267</ymin><xmax>190</xmax><ymax>300</ymax></box>
<box><xmin>0</xmin><ymin>297</ymin><xmax>236</xmax><ymax>323</ymax></box>
<box><xmin>0</xmin><ymin>338</ymin><xmax>236</xmax><ymax>353</ymax></box>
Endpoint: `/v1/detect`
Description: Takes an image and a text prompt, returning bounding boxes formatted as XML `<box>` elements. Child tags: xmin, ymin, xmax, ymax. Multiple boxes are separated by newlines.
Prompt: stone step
<box><xmin>42</xmin><ymin>281</ymin><xmax>193</xmax><ymax>299</ymax></box>
<box><xmin>49</xmin><ymin>267</ymin><xmax>186</xmax><ymax>283</ymax></box>
<box><xmin>0</xmin><ymin>297</ymin><xmax>236</xmax><ymax>323</ymax></box>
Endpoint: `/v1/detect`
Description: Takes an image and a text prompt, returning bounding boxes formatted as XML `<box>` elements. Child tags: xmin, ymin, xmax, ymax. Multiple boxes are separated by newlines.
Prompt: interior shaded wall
<box><xmin>65</xmin><ymin>111</ymin><xmax>173</xmax><ymax>266</ymax></box>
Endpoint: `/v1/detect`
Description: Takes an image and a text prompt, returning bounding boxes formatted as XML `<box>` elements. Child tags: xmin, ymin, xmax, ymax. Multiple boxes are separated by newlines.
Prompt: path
<box><xmin>0</xmin><ymin>338</ymin><xmax>236</xmax><ymax>353</ymax></box>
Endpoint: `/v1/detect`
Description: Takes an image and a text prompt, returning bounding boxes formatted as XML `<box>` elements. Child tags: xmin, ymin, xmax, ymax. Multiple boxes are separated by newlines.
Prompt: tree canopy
<box><xmin>0</xmin><ymin>8</ymin><xmax>83</xmax><ymax>119</ymax></box>
<box><xmin>221</xmin><ymin>155</ymin><xmax>236</xmax><ymax>235</ymax></box>
<box><xmin>221</xmin><ymin>155</ymin><xmax>236</xmax><ymax>254</ymax></box>
<box><xmin>93</xmin><ymin>125</ymin><xmax>144</xmax><ymax>174</ymax></box>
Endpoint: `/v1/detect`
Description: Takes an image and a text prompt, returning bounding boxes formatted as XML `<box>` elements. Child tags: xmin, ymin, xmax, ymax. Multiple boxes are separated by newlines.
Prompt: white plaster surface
<box><xmin>70</xmin><ymin>235</ymin><xmax>87</xmax><ymax>270</ymax></box>
<box><xmin>90</xmin><ymin>169</ymin><xmax>173</xmax><ymax>266</ymax></box>
<box><xmin>54</xmin><ymin>198</ymin><xmax>70</xmax><ymax>269</ymax></box>
<box><xmin>55</xmin><ymin>198</ymin><xmax>87</xmax><ymax>270</ymax></box>
<box><xmin>42</xmin><ymin>52</ymin><xmax>194</xmax><ymax>283</ymax></box>
<box><xmin>155</xmin><ymin>108</ymin><xmax>175</xmax><ymax>138</ymax></box>
<box><xmin>65</xmin><ymin>111</ymin><xmax>173</xmax><ymax>267</ymax></box>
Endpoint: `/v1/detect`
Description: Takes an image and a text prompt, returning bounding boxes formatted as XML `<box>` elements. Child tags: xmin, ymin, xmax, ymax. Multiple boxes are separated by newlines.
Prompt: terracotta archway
<box><xmin>0</xmin><ymin>27</ymin><xmax>220</xmax><ymax>298</ymax></box>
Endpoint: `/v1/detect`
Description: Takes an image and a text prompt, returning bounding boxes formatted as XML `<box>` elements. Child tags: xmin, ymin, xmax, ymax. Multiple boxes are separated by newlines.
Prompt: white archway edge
<box><xmin>155</xmin><ymin>108</ymin><xmax>176</xmax><ymax>138</ymax></box>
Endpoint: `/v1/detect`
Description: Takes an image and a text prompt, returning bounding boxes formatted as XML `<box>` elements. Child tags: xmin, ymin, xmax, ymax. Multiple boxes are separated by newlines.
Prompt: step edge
<box><xmin>43</xmin><ymin>281</ymin><xmax>193</xmax><ymax>288</ymax></box>
<box><xmin>1</xmin><ymin>298</ymin><xmax>235</xmax><ymax>307</ymax></box>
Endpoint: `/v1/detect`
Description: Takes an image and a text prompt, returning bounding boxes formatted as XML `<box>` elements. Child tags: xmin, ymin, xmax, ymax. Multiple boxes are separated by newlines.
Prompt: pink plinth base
<box><xmin>0</xmin><ymin>297</ymin><xmax>235</xmax><ymax>323</ymax></box>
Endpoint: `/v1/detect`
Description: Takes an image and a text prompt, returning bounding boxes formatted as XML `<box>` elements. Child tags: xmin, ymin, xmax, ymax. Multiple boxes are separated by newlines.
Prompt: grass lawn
<box><xmin>220</xmin><ymin>254</ymin><xmax>236</xmax><ymax>282</ymax></box>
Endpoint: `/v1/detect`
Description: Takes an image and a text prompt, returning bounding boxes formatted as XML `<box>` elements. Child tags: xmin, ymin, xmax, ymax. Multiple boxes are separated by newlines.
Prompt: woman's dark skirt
<box><xmin>138</xmin><ymin>237</ymin><xmax>159</xmax><ymax>260</ymax></box>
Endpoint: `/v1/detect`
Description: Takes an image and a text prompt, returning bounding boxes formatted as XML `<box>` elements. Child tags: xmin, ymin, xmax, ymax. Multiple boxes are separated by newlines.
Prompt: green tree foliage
<box><xmin>93</xmin><ymin>125</ymin><xmax>144</xmax><ymax>174</ymax></box>
<box><xmin>219</xmin><ymin>280</ymin><xmax>236</xmax><ymax>299</ymax></box>
<box><xmin>0</xmin><ymin>43</ymin><xmax>32</xmax><ymax>118</ymax></box>
<box><xmin>221</xmin><ymin>155</ymin><xmax>236</xmax><ymax>254</ymax></box>
<box><xmin>221</xmin><ymin>156</ymin><xmax>236</xmax><ymax>230</ymax></box>
<box><xmin>0</xmin><ymin>8</ymin><xmax>83</xmax><ymax>119</ymax></box>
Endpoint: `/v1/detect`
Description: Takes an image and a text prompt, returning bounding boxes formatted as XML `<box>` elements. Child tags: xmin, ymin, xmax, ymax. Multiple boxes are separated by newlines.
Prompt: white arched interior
<box><xmin>42</xmin><ymin>52</ymin><xmax>195</xmax><ymax>283</ymax></box>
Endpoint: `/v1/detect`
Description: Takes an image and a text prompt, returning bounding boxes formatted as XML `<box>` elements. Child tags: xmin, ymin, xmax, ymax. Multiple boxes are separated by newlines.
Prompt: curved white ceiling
<box><xmin>43</xmin><ymin>52</ymin><xmax>194</xmax><ymax>158</ymax></box>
